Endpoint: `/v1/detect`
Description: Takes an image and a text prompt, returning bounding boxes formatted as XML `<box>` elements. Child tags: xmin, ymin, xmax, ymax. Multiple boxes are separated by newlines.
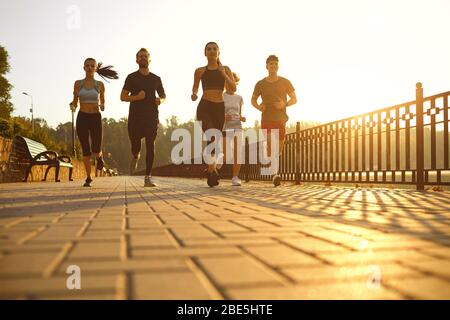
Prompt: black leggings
<box><xmin>197</xmin><ymin>99</ymin><xmax>225</xmax><ymax>156</ymax></box>
<box><xmin>128</xmin><ymin>115</ymin><xmax>158</xmax><ymax>176</ymax></box>
<box><xmin>196</xmin><ymin>99</ymin><xmax>225</xmax><ymax>132</ymax></box>
<box><xmin>76</xmin><ymin>111</ymin><xmax>102</xmax><ymax>157</ymax></box>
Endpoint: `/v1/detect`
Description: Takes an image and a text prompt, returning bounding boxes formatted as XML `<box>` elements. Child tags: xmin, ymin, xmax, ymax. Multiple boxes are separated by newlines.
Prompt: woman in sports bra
<box><xmin>191</xmin><ymin>42</ymin><xmax>236</xmax><ymax>187</ymax></box>
<box><xmin>70</xmin><ymin>58</ymin><xmax>118</xmax><ymax>187</ymax></box>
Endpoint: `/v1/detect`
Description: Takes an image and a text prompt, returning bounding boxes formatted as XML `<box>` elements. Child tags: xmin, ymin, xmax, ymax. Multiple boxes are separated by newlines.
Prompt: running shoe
<box><xmin>231</xmin><ymin>176</ymin><xmax>242</xmax><ymax>186</ymax></box>
<box><xmin>144</xmin><ymin>176</ymin><xmax>156</xmax><ymax>187</ymax></box>
<box><xmin>96</xmin><ymin>155</ymin><xmax>105</xmax><ymax>171</ymax></box>
<box><xmin>207</xmin><ymin>171</ymin><xmax>220</xmax><ymax>187</ymax></box>
<box><xmin>130</xmin><ymin>155</ymin><xmax>139</xmax><ymax>175</ymax></box>
<box><xmin>83</xmin><ymin>177</ymin><xmax>93</xmax><ymax>187</ymax></box>
<box><xmin>272</xmin><ymin>174</ymin><xmax>281</xmax><ymax>187</ymax></box>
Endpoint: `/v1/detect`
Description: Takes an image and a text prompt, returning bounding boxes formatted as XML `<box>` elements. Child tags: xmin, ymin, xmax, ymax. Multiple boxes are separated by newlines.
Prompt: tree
<box><xmin>0</xmin><ymin>45</ymin><xmax>13</xmax><ymax>119</ymax></box>
<box><xmin>102</xmin><ymin>117</ymin><xmax>131</xmax><ymax>174</ymax></box>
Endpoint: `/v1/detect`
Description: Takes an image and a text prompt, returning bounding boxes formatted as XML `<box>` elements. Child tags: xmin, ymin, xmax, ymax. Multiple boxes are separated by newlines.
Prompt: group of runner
<box><xmin>70</xmin><ymin>43</ymin><xmax>297</xmax><ymax>188</ymax></box>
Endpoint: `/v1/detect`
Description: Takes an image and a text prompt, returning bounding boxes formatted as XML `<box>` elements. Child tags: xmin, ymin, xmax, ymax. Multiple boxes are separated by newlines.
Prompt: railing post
<box><xmin>295</xmin><ymin>121</ymin><xmax>301</xmax><ymax>185</ymax></box>
<box><xmin>71</xmin><ymin>111</ymin><xmax>76</xmax><ymax>157</ymax></box>
<box><xmin>245</xmin><ymin>136</ymin><xmax>250</xmax><ymax>182</ymax></box>
<box><xmin>416</xmin><ymin>82</ymin><xmax>424</xmax><ymax>191</ymax></box>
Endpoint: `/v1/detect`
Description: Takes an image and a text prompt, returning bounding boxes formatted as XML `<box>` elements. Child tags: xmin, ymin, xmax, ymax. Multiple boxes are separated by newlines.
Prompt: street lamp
<box><xmin>22</xmin><ymin>92</ymin><xmax>34</xmax><ymax>133</ymax></box>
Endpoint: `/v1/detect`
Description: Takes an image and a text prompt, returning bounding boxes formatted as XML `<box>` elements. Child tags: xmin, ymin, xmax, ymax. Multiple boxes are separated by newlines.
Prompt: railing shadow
<box><xmin>150</xmin><ymin>178</ymin><xmax>450</xmax><ymax>246</ymax></box>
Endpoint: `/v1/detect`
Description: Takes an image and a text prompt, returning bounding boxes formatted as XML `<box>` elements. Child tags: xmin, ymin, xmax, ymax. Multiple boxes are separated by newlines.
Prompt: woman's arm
<box><xmin>99</xmin><ymin>81</ymin><xmax>105</xmax><ymax>111</ymax></box>
<box><xmin>191</xmin><ymin>67</ymin><xmax>204</xmax><ymax>101</ymax></box>
<box><xmin>240</xmin><ymin>97</ymin><xmax>246</xmax><ymax>122</ymax></box>
<box><xmin>71</xmin><ymin>80</ymin><xmax>79</xmax><ymax>111</ymax></box>
<box><xmin>221</xmin><ymin>66</ymin><xmax>236</xmax><ymax>92</ymax></box>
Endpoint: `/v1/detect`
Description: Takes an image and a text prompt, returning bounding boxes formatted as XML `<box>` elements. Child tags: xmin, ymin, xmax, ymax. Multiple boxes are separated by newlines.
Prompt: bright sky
<box><xmin>1</xmin><ymin>0</ymin><xmax>450</xmax><ymax>128</ymax></box>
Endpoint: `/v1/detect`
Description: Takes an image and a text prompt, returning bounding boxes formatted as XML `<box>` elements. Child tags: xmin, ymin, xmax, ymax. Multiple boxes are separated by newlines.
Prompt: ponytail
<box><xmin>84</xmin><ymin>58</ymin><xmax>119</xmax><ymax>82</ymax></box>
<box><xmin>96</xmin><ymin>62</ymin><xmax>119</xmax><ymax>82</ymax></box>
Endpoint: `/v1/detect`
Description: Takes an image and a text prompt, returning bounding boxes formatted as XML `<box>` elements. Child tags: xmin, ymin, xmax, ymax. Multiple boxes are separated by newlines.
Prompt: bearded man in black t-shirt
<box><xmin>120</xmin><ymin>48</ymin><xmax>166</xmax><ymax>187</ymax></box>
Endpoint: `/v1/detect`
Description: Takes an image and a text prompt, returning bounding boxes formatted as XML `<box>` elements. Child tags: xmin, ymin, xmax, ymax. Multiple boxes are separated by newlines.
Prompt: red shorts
<box><xmin>261</xmin><ymin>120</ymin><xmax>287</xmax><ymax>141</ymax></box>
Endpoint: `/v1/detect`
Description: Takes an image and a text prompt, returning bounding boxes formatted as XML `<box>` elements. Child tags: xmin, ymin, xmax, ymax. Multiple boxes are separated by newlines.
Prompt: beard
<box><xmin>138</xmin><ymin>60</ymin><xmax>149</xmax><ymax>68</ymax></box>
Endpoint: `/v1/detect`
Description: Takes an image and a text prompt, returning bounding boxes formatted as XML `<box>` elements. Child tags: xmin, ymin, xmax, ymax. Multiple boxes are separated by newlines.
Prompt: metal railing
<box><xmin>153</xmin><ymin>83</ymin><xmax>450</xmax><ymax>190</ymax></box>
<box><xmin>245</xmin><ymin>83</ymin><xmax>450</xmax><ymax>190</ymax></box>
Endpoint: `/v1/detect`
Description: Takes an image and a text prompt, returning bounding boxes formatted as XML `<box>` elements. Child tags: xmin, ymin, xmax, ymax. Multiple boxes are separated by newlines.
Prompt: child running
<box><xmin>223</xmin><ymin>72</ymin><xmax>245</xmax><ymax>186</ymax></box>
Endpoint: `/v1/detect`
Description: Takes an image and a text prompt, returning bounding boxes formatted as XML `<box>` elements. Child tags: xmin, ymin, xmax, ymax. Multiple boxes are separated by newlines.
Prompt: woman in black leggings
<box><xmin>70</xmin><ymin>58</ymin><xmax>118</xmax><ymax>186</ymax></box>
<box><xmin>191</xmin><ymin>42</ymin><xmax>236</xmax><ymax>187</ymax></box>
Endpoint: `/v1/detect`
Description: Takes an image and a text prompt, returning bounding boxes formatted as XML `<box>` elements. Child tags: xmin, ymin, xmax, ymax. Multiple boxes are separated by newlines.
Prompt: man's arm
<box><xmin>251</xmin><ymin>82</ymin><xmax>266</xmax><ymax>112</ymax></box>
<box><xmin>155</xmin><ymin>77</ymin><xmax>166</xmax><ymax>106</ymax></box>
<box><xmin>285</xmin><ymin>90</ymin><xmax>297</xmax><ymax>107</ymax></box>
<box><xmin>275</xmin><ymin>91</ymin><xmax>297</xmax><ymax>109</ymax></box>
<box><xmin>121</xmin><ymin>75</ymin><xmax>145</xmax><ymax>102</ymax></box>
<box><xmin>120</xmin><ymin>89</ymin><xmax>145</xmax><ymax>102</ymax></box>
<box><xmin>251</xmin><ymin>94</ymin><xmax>266</xmax><ymax>112</ymax></box>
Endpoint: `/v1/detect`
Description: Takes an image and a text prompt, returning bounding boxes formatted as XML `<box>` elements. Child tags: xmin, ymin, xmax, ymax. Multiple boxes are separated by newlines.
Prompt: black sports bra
<box><xmin>201</xmin><ymin>67</ymin><xmax>225</xmax><ymax>91</ymax></box>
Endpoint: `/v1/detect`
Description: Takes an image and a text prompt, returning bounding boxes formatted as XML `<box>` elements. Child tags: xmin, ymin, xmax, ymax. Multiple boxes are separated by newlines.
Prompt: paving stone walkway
<box><xmin>0</xmin><ymin>176</ymin><xmax>449</xmax><ymax>299</ymax></box>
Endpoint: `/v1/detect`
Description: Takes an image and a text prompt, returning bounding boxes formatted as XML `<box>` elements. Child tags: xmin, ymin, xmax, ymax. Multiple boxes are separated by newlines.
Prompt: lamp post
<box><xmin>22</xmin><ymin>92</ymin><xmax>34</xmax><ymax>133</ymax></box>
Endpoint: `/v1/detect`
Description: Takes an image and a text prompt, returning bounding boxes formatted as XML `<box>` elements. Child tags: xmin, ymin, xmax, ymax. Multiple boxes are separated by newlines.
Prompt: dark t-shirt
<box><xmin>122</xmin><ymin>71</ymin><xmax>166</xmax><ymax>118</ymax></box>
<box><xmin>252</xmin><ymin>77</ymin><xmax>295</xmax><ymax>122</ymax></box>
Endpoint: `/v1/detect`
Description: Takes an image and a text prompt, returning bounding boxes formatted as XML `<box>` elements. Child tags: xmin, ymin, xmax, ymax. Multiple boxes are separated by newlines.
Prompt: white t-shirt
<box><xmin>223</xmin><ymin>93</ymin><xmax>243</xmax><ymax>130</ymax></box>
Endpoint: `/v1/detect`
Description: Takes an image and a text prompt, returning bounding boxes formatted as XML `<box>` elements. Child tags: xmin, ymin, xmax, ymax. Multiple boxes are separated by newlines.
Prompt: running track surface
<box><xmin>0</xmin><ymin>176</ymin><xmax>449</xmax><ymax>299</ymax></box>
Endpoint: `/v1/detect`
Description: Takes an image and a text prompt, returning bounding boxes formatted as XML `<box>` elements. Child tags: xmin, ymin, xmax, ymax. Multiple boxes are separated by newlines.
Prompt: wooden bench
<box><xmin>14</xmin><ymin>136</ymin><xmax>73</xmax><ymax>182</ymax></box>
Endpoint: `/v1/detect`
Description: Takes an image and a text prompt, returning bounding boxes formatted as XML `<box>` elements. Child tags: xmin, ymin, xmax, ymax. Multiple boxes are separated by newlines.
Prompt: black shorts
<box><xmin>127</xmin><ymin>113</ymin><xmax>158</xmax><ymax>141</ymax></box>
<box><xmin>196</xmin><ymin>99</ymin><xmax>225</xmax><ymax>132</ymax></box>
<box><xmin>127</xmin><ymin>113</ymin><xmax>158</xmax><ymax>157</ymax></box>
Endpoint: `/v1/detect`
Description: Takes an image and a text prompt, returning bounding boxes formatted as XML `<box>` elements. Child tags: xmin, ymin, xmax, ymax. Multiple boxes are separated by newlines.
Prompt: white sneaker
<box><xmin>144</xmin><ymin>176</ymin><xmax>156</xmax><ymax>187</ymax></box>
<box><xmin>272</xmin><ymin>174</ymin><xmax>281</xmax><ymax>187</ymax></box>
<box><xmin>231</xmin><ymin>176</ymin><xmax>241</xmax><ymax>186</ymax></box>
<box><xmin>130</xmin><ymin>154</ymin><xmax>140</xmax><ymax>175</ymax></box>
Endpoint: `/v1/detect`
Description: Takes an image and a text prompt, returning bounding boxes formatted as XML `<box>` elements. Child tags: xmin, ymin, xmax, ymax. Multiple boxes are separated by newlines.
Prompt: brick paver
<box><xmin>0</xmin><ymin>176</ymin><xmax>449</xmax><ymax>299</ymax></box>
